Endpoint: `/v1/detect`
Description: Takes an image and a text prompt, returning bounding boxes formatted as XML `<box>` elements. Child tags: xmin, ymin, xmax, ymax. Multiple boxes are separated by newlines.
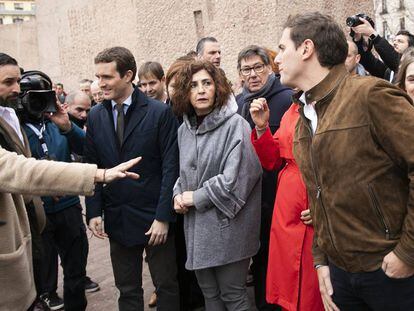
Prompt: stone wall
<box><xmin>4</xmin><ymin>0</ymin><xmax>374</xmax><ymax>91</ymax></box>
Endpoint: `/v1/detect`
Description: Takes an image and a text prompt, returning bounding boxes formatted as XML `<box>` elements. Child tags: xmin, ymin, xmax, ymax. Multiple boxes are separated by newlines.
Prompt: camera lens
<box><xmin>346</xmin><ymin>16</ymin><xmax>358</xmax><ymax>27</ymax></box>
<box><xmin>27</xmin><ymin>93</ymin><xmax>47</xmax><ymax>114</ymax></box>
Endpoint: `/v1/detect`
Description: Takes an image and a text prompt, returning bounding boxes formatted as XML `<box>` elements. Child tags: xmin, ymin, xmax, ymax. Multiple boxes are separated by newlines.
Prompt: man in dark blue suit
<box><xmin>84</xmin><ymin>46</ymin><xmax>180</xmax><ymax>311</ymax></box>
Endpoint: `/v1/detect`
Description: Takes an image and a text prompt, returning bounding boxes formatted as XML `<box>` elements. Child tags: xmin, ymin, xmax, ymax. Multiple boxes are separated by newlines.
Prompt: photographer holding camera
<box><xmin>349</xmin><ymin>13</ymin><xmax>414</xmax><ymax>81</ymax></box>
<box><xmin>0</xmin><ymin>52</ymin><xmax>141</xmax><ymax>311</ymax></box>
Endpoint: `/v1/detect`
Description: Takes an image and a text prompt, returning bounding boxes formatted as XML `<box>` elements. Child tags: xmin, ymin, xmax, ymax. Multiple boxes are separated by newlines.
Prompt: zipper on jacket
<box><xmin>300</xmin><ymin>104</ymin><xmax>346</xmax><ymax>267</ymax></box>
<box><xmin>316</xmin><ymin>185</ymin><xmax>321</xmax><ymax>199</ymax></box>
<box><xmin>367</xmin><ymin>184</ymin><xmax>390</xmax><ymax>240</ymax></box>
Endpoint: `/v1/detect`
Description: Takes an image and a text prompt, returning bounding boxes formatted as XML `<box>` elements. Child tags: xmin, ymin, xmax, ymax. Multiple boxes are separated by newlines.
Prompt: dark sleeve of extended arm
<box><xmin>372</xmin><ymin>36</ymin><xmax>400</xmax><ymax>73</ymax></box>
<box><xmin>357</xmin><ymin>40</ymin><xmax>388</xmax><ymax>79</ymax></box>
<box><xmin>155</xmin><ymin>106</ymin><xmax>179</xmax><ymax>222</ymax></box>
<box><xmin>83</xmin><ymin>114</ymin><xmax>104</xmax><ymax>222</ymax></box>
<box><xmin>63</xmin><ymin>123</ymin><xmax>85</xmax><ymax>155</ymax></box>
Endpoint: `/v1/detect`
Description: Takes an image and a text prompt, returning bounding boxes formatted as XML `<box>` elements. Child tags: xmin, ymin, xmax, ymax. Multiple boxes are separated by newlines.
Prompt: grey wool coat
<box><xmin>174</xmin><ymin>103</ymin><xmax>262</xmax><ymax>270</ymax></box>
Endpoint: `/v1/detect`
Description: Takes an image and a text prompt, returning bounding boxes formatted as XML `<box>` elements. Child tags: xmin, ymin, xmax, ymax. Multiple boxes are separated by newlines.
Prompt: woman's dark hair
<box><xmin>396</xmin><ymin>47</ymin><xmax>414</xmax><ymax>91</ymax></box>
<box><xmin>165</xmin><ymin>55</ymin><xmax>195</xmax><ymax>92</ymax></box>
<box><xmin>171</xmin><ymin>60</ymin><xmax>232</xmax><ymax>116</ymax></box>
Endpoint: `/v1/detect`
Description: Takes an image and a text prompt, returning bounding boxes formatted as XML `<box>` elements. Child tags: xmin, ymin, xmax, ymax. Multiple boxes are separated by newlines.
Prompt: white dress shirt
<box><xmin>111</xmin><ymin>95</ymin><xmax>132</xmax><ymax>128</ymax></box>
<box><xmin>300</xmin><ymin>92</ymin><xmax>318</xmax><ymax>135</ymax></box>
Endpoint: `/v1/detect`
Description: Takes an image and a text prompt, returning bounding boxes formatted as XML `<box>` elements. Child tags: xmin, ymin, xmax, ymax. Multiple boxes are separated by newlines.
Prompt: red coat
<box><xmin>252</xmin><ymin>104</ymin><xmax>323</xmax><ymax>311</ymax></box>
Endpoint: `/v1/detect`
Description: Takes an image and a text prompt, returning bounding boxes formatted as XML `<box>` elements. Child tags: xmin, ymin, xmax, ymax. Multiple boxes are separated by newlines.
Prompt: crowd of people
<box><xmin>0</xmin><ymin>10</ymin><xmax>413</xmax><ymax>311</ymax></box>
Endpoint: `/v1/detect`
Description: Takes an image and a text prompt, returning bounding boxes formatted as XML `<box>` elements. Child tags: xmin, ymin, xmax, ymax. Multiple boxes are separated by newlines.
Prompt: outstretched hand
<box><xmin>95</xmin><ymin>157</ymin><xmax>142</xmax><ymax>183</ymax></box>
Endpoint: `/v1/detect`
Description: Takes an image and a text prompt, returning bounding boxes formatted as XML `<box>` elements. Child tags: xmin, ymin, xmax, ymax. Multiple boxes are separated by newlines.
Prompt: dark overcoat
<box><xmin>85</xmin><ymin>87</ymin><xmax>179</xmax><ymax>246</ymax></box>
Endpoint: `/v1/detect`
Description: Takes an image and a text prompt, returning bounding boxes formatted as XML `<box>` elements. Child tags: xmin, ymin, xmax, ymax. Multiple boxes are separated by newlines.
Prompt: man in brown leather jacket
<box><xmin>252</xmin><ymin>12</ymin><xmax>414</xmax><ymax>311</ymax></box>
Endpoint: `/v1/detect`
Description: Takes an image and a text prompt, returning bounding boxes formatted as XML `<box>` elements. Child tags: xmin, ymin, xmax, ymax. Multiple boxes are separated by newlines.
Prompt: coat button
<box><xmin>191</xmin><ymin>165</ymin><xmax>197</xmax><ymax>170</ymax></box>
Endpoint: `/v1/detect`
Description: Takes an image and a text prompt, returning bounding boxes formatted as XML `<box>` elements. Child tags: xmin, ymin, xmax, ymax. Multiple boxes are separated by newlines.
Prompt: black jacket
<box><xmin>357</xmin><ymin>35</ymin><xmax>400</xmax><ymax>80</ymax></box>
<box><xmin>236</xmin><ymin>78</ymin><xmax>292</xmax><ymax>239</ymax></box>
<box><xmin>84</xmin><ymin>87</ymin><xmax>179</xmax><ymax>246</ymax></box>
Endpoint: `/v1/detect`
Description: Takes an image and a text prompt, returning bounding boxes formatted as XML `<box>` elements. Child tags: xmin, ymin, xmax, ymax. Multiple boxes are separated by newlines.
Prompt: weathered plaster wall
<box><xmin>3</xmin><ymin>0</ymin><xmax>374</xmax><ymax>91</ymax></box>
<box><xmin>0</xmin><ymin>19</ymin><xmax>39</xmax><ymax>70</ymax></box>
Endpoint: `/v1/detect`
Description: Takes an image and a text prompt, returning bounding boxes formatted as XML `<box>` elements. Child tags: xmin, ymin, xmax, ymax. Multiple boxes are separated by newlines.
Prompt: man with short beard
<box><xmin>0</xmin><ymin>53</ymin><xmax>135</xmax><ymax>311</ymax></box>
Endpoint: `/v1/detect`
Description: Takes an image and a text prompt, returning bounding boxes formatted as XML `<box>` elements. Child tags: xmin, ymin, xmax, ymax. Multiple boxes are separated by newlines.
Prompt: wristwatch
<box><xmin>369</xmin><ymin>33</ymin><xmax>379</xmax><ymax>42</ymax></box>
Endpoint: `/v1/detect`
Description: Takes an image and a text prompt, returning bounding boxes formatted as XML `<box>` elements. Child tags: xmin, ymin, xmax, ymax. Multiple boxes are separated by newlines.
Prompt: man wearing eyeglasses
<box><xmin>236</xmin><ymin>45</ymin><xmax>292</xmax><ymax>311</ymax></box>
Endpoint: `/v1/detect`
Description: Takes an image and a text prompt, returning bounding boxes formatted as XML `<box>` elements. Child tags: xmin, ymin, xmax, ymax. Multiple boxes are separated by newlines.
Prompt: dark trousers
<box><xmin>109</xmin><ymin>236</ymin><xmax>180</xmax><ymax>311</ymax></box>
<box><xmin>26</xmin><ymin>203</ymin><xmax>45</xmax><ymax>300</ymax></box>
<box><xmin>330</xmin><ymin>262</ymin><xmax>414</xmax><ymax>311</ymax></box>
<box><xmin>175</xmin><ymin>214</ymin><xmax>205</xmax><ymax>310</ymax></box>
<box><xmin>41</xmin><ymin>204</ymin><xmax>88</xmax><ymax>311</ymax></box>
<box><xmin>252</xmin><ymin>201</ymin><xmax>280</xmax><ymax>311</ymax></box>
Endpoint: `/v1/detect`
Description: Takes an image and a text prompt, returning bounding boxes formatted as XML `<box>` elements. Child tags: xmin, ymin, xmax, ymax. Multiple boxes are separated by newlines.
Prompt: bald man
<box><xmin>65</xmin><ymin>91</ymin><xmax>91</xmax><ymax>129</ymax></box>
<box><xmin>345</xmin><ymin>41</ymin><xmax>367</xmax><ymax>76</ymax></box>
<box><xmin>90</xmin><ymin>80</ymin><xmax>104</xmax><ymax>105</ymax></box>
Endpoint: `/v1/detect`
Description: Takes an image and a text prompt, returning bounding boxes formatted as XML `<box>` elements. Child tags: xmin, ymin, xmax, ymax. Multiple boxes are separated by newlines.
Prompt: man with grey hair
<box><xmin>236</xmin><ymin>44</ymin><xmax>292</xmax><ymax>311</ymax></box>
<box><xmin>90</xmin><ymin>80</ymin><xmax>104</xmax><ymax>105</ymax></box>
<box><xmin>65</xmin><ymin>91</ymin><xmax>91</xmax><ymax>129</ymax></box>
<box><xmin>196</xmin><ymin>37</ymin><xmax>221</xmax><ymax>67</ymax></box>
<box><xmin>79</xmin><ymin>79</ymin><xmax>92</xmax><ymax>96</ymax></box>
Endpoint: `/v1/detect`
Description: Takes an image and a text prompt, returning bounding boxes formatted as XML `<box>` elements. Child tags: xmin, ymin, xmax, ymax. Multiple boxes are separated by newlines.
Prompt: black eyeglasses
<box><xmin>240</xmin><ymin>63</ymin><xmax>265</xmax><ymax>76</ymax></box>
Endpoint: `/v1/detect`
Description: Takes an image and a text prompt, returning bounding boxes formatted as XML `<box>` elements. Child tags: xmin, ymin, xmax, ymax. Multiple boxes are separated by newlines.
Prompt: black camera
<box><xmin>346</xmin><ymin>13</ymin><xmax>375</xmax><ymax>28</ymax></box>
<box><xmin>19</xmin><ymin>90</ymin><xmax>57</xmax><ymax>115</ymax></box>
<box><xmin>18</xmin><ymin>71</ymin><xmax>57</xmax><ymax>116</ymax></box>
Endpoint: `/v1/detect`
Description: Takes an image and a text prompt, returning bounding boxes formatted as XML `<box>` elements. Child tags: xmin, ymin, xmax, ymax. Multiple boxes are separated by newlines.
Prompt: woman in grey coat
<box><xmin>171</xmin><ymin>60</ymin><xmax>262</xmax><ymax>311</ymax></box>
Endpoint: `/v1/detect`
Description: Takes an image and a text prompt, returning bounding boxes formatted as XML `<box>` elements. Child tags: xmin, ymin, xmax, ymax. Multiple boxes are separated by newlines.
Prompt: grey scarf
<box><xmin>240</xmin><ymin>72</ymin><xmax>276</xmax><ymax>119</ymax></box>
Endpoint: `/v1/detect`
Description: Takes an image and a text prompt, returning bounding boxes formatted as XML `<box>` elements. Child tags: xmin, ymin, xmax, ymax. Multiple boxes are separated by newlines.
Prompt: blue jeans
<box><xmin>330</xmin><ymin>262</ymin><xmax>414</xmax><ymax>311</ymax></box>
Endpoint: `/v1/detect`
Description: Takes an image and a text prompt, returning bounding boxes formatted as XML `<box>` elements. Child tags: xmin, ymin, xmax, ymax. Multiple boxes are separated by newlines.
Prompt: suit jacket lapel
<box><xmin>123</xmin><ymin>89</ymin><xmax>148</xmax><ymax>144</ymax></box>
<box><xmin>0</xmin><ymin>117</ymin><xmax>29</xmax><ymax>156</ymax></box>
<box><xmin>21</xmin><ymin>127</ymin><xmax>31</xmax><ymax>157</ymax></box>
